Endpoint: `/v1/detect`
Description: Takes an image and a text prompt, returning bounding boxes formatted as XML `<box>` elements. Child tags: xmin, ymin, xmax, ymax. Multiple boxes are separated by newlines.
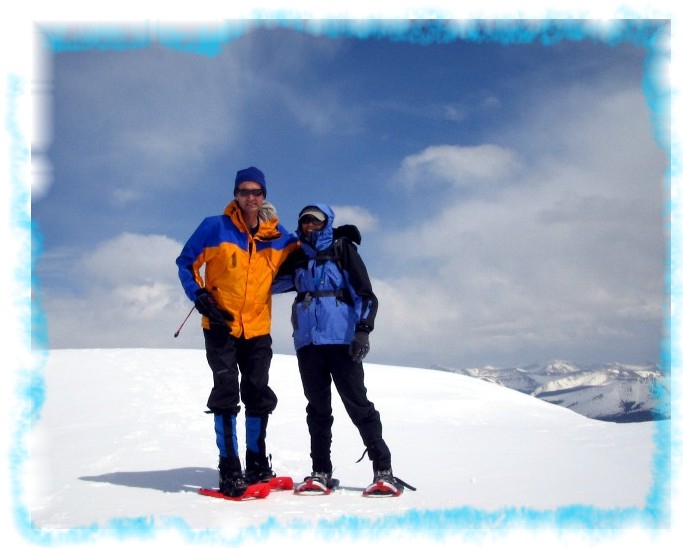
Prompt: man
<box><xmin>176</xmin><ymin>166</ymin><xmax>298</xmax><ymax>497</ymax></box>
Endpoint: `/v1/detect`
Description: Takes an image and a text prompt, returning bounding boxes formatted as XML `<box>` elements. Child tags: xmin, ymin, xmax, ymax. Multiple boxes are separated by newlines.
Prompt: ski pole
<box><xmin>173</xmin><ymin>306</ymin><xmax>196</xmax><ymax>338</ymax></box>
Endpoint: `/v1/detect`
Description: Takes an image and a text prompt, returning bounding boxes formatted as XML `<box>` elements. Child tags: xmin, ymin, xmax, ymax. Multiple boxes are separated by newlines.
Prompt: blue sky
<box><xmin>30</xmin><ymin>19</ymin><xmax>669</xmax><ymax>370</ymax></box>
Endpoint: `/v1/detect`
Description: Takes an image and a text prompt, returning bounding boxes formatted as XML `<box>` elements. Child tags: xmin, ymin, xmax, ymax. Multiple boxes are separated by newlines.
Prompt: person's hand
<box><xmin>195</xmin><ymin>289</ymin><xmax>233</xmax><ymax>325</ymax></box>
<box><xmin>349</xmin><ymin>331</ymin><xmax>370</xmax><ymax>362</ymax></box>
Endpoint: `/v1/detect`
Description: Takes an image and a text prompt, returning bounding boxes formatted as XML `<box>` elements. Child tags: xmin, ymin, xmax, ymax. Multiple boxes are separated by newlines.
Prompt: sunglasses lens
<box><xmin>238</xmin><ymin>189</ymin><xmax>263</xmax><ymax>197</ymax></box>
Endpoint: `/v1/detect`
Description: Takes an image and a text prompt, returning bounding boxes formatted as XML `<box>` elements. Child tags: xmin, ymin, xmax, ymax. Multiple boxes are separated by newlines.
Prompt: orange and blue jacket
<box><xmin>176</xmin><ymin>200</ymin><xmax>299</xmax><ymax>338</ymax></box>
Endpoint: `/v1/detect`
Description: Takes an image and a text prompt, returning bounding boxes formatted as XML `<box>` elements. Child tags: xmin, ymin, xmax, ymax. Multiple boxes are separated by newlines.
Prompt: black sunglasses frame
<box><xmin>236</xmin><ymin>188</ymin><xmax>265</xmax><ymax>197</ymax></box>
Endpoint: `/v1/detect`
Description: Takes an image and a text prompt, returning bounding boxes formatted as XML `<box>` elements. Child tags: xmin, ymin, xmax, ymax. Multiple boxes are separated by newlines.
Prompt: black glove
<box><xmin>194</xmin><ymin>289</ymin><xmax>233</xmax><ymax>325</ymax></box>
<box><xmin>333</xmin><ymin>224</ymin><xmax>361</xmax><ymax>245</ymax></box>
<box><xmin>349</xmin><ymin>330</ymin><xmax>370</xmax><ymax>362</ymax></box>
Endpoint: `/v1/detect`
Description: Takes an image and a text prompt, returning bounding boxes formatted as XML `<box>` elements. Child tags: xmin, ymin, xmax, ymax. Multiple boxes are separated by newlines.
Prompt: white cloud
<box><xmin>31</xmin><ymin>154</ymin><xmax>53</xmax><ymax>201</ymax></box>
<box><xmin>396</xmin><ymin>144</ymin><xmax>522</xmax><ymax>190</ymax></box>
<box><xmin>330</xmin><ymin>204</ymin><xmax>379</xmax><ymax>232</ymax></box>
<box><xmin>38</xmin><ymin>232</ymin><xmax>204</xmax><ymax>349</ymax></box>
<box><xmin>278</xmin><ymin>84</ymin><xmax>364</xmax><ymax>135</ymax></box>
<box><xmin>81</xmin><ymin>232</ymin><xmax>181</xmax><ymax>287</ymax></box>
<box><xmin>442</xmin><ymin>104</ymin><xmax>466</xmax><ymax>122</ymax></box>
<box><xmin>51</xmin><ymin>44</ymin><xmax>252</xmax><ymax>201</ymax></box>
<box><xmin>111</xmin><ymin>187</ymin><xmax>143</xmax><ymax>206</ymax></box>
<box><xmin>373</xmin><ymin>83</ymin><xmax>667</xmax><ymax>368</ymax></box>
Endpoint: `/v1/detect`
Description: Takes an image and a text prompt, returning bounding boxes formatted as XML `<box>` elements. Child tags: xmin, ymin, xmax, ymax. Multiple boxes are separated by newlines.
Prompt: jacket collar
<box><xmin>224</xmin><ymin>200</ymin><xmax>282</xmax><ymax>240</ymax></box>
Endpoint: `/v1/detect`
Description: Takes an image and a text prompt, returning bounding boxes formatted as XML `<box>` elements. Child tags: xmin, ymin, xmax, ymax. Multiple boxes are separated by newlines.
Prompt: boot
<box><xmin>364</xmin><ymin>467</ymin><xmax>416</xmax><ymax>496</ymax></box>
<box><xmin>244</xmin><ymin>451</ymin><xmax>275</xmax><ymax>485</ymax></box>
<box><xmin>371</xmin><ymin>468</ymin><xmax>403</xmax><ymax>494</ymax></box>
<box><xmin>218</xmin><ymin>456</ymin><xmax>248</xmax><ymax>497</ymax></box>
<box><xmin>303</xmin><ymin>470</ymin><xmax>334</xmax><ymax>489</ymax></box>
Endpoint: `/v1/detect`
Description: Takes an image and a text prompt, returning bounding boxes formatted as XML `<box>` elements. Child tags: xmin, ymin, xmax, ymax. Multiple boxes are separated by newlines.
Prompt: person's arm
<box><xmin>271</xmin><ymin>247</ymin><xmax>305</xmax><ymax>294</ymax></box>
<box><xmin>176</xmin><ymin>217</ymin><xmax>212</xmax><ymax>302</ymax></box>
<box><xmin>339</xmin><ymin>240</ymin><xmax>378</xmax><ymax>333</ymax></box>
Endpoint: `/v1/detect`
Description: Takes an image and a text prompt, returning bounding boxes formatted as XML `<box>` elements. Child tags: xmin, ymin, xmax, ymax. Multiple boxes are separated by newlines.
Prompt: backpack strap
<box><xmin>297</xmin><ymin>238</ymin><xmax>355</xmax><ymax>307</ymax></box>
<box><xmin>314</xmin><ymin>237</ymin><xmax>354</xmax><ymax>268</ymax></box>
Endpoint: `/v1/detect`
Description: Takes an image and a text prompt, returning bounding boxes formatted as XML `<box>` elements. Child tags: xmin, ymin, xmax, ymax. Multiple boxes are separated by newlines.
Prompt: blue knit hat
<box><xmin>234</xmin><ymin>166</ymin><xmax>267</xmax><ymax>197</ymax></box>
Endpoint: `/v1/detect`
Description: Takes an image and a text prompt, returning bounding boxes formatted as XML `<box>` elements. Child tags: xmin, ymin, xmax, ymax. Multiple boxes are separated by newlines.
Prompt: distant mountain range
<box><xmin>445</xmin><ymin>360</ymin><xmax>670</xmax><ymax>423</ymax></box>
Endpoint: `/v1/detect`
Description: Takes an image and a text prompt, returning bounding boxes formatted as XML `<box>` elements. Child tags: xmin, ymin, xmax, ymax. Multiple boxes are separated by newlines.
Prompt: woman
<box><xmin>276</xmin><ymin>203</ymin><xmax>412</xmax><ymax>496</ymax></box>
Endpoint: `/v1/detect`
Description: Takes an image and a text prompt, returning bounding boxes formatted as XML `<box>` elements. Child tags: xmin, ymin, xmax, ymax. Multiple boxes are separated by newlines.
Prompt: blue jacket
<box><xmin>176</xmin><ymin>200</ymin><xmax>298</xmax><ymax>337</ymax></box>
<box><xmin>275</xmin><ymin>204</ymin><xmax>378</xmax><ymax>350</ymax></box>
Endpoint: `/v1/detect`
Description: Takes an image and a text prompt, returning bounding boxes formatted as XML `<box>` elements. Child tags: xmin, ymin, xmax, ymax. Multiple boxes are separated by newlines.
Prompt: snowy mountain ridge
<box><xmin>448</xmin><ymin>359</ymin><xmax>669</xmax><ymax>423</ymax></box>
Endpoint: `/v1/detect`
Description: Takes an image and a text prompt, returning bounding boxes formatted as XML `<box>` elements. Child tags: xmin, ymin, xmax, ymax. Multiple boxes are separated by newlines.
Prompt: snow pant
<box><xmin>204</xmin><ymin>327</ymin><xmax>277</xmax><ymax>474</ymax></box>
<box><xmin>296</xmin><ymin>343</ymin><xmax>391</xmax><ymax>473</ymax></box>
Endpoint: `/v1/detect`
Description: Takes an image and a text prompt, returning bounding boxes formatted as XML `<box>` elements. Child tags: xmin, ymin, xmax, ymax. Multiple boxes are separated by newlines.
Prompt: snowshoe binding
<box><xmin>294</xmin><ymin>471</ymin><xmax>339</xmax><ymax>495</ymax></box>
<box><xmin>219</xmin><ymin>470</ymin><xmax>250</xmax><ymax>498</ymax></box>
<box><xmin>362</xmin><ymin>469</ymin><xmax>416</xmax><ymax>497</ymax></box>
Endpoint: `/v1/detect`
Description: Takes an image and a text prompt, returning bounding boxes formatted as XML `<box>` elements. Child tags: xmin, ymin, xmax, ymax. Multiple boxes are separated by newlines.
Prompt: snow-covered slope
<box><xmin>454</xmin><ymin>359</ymin><xmax>669</xmax><ymax>422</ymax></box>
<box><xmin>17</xmin><ymin>349</ymin><xmax>667</xmax><ymax>547</ymax></box>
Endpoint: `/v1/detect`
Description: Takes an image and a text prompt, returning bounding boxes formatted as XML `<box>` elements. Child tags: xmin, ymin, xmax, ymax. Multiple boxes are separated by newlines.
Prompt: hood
<box><xmin>297</xmin><ymin>203</ymin><xmax>335</xmax><ymax>254</ymax></box>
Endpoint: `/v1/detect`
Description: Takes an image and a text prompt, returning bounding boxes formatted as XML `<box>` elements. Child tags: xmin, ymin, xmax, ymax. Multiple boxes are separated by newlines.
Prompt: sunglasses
<box><xmin>236</xmin><ymin>188</ymin><xmax>264</xmax><ymax>197</ymax></box>
<box><xmin>300</xmin><ymin>215</ymin><xmax>325</xmax><ymax>226</ymax></box>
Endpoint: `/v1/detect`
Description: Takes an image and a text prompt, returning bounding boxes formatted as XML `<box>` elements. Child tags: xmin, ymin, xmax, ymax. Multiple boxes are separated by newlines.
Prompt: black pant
<box><xmin>296</xmin><ymin>343</ymin><xmax>391</xmax><ymax>473</ymax></box>
<box><xmin>203</xmin><ymin>328</ymin><xmax>277</xmax><ymax>416</ymax></box>
<box><xmin>204</xmin><ymin>327</ymin><xmax>277</xmax><ymax>466</ymax></box>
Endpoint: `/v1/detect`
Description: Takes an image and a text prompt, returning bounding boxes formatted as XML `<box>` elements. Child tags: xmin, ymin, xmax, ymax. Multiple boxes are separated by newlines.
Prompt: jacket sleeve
<box><xmin>271</xmin><ymin>242</ymin><xmax>305</xmax><ymax>295</ymax></box>
<box><xmin>176</xmin><ymin>218</ymin><xmax>211</xmax><ymax>302</ymax></box>
<box><xmin>338</xmin><ymin>240</ymin><xmax>378</xmax><ymax>333</ymax></box>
